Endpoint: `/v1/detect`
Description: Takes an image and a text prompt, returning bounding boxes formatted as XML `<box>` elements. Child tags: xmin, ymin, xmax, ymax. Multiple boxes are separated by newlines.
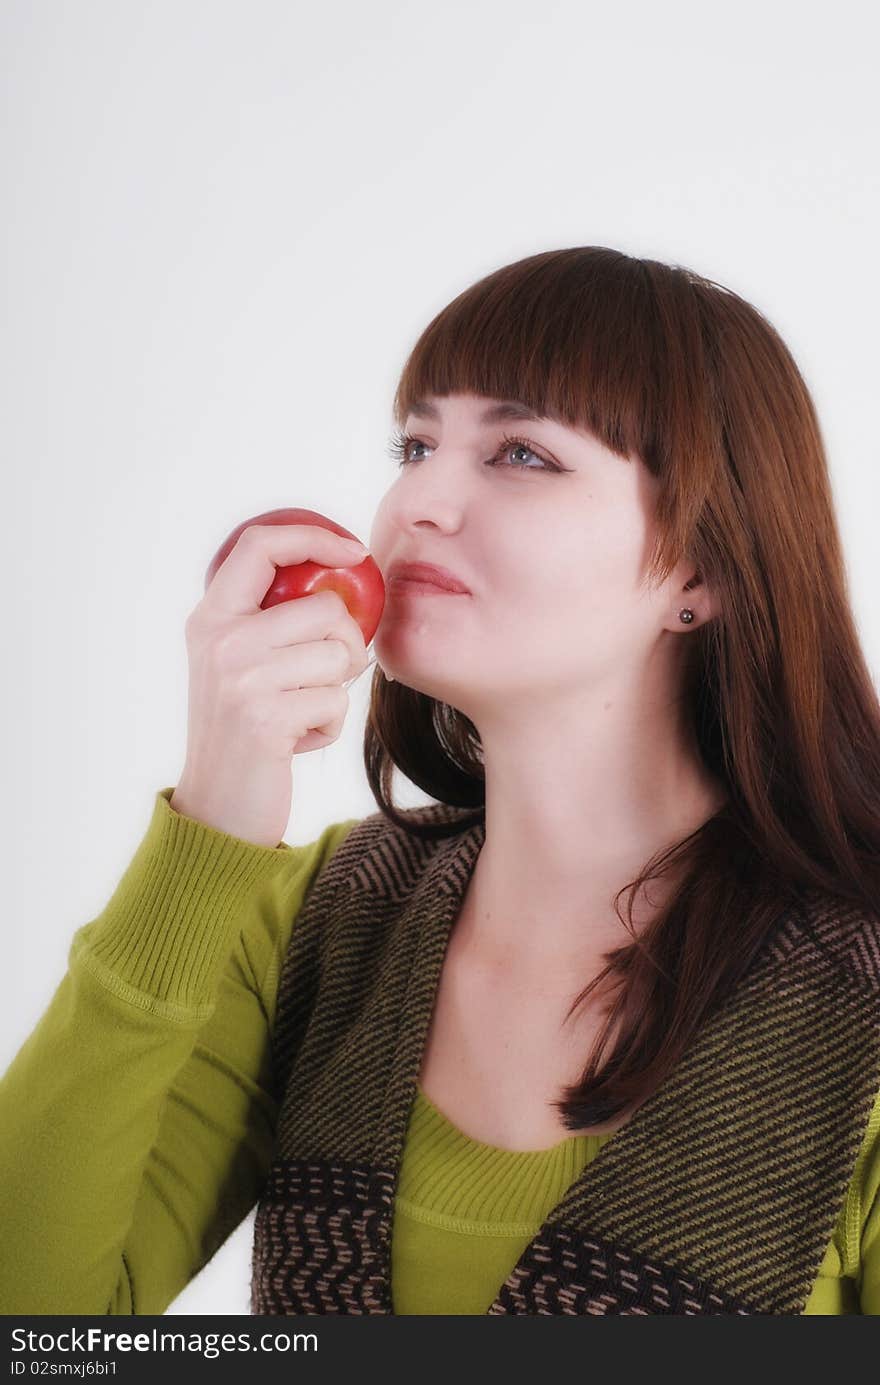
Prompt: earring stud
<box><xmin>679</xmin><ymin>608</ymin><xmax>694</xmax><ymax>624</ymax></box>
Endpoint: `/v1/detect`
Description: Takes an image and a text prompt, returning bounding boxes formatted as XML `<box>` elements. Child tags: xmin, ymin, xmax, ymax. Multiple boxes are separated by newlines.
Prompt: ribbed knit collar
<box><xmin>396</xmin><ymin>1085</ymin><xmax>616</xmax><ymax>1230</ymax></box>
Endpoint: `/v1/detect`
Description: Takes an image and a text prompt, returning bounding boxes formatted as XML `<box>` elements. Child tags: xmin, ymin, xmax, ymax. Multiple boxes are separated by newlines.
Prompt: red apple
<box><xmin>204</xmin><ymin>507</ymin><xmax>386</xmax><ymax>645</ymax></box>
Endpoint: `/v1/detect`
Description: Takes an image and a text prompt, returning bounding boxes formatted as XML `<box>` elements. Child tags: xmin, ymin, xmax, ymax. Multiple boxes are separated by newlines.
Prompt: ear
<box><xmin>668</xmin><ymin>568</ymin><xmax>721</xmax><ymax>629</ymax></box>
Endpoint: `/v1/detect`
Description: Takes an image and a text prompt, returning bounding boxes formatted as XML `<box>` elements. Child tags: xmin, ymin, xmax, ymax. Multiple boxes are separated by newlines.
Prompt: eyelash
<box><xmin>385</xmin><ymin>429</ymin><xmax>563</xmax><ymax>474</ymax></box>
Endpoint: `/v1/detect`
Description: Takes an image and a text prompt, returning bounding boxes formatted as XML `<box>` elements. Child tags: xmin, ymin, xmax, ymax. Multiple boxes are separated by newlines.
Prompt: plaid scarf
<box><xmin>250</xmin><ymin>805</ymin><xmax>880</xmax><ymax>1314</ymax></box>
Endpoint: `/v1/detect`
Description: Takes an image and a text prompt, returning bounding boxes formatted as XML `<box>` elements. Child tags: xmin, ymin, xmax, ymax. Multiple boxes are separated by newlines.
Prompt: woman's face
<box><xmin>369</xmin><ymin>391</ymin><xmax>689</xmax><ymax>722</ymax></box>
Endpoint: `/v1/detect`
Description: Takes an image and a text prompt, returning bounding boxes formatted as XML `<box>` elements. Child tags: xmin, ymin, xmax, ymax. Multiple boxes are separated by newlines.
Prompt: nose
<box><xmin>389</xmin><ymin>464</ymin><xmax>466</xmax><ymax>533</ymax></box>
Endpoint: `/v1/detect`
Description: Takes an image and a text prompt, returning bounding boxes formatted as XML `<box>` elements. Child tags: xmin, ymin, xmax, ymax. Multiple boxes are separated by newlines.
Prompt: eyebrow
<box><xmin>407</xmin><ymin>398</ymin><xmax>560</xmax><ymax>425</ymax></box>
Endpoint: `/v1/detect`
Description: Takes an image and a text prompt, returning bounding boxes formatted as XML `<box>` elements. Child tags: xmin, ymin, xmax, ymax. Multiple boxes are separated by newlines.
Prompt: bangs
<box><xmin>391</xmin><ymin>246</ymin><xmax>732</xmax><ymax>582</ymax></box>
<box><xmin>392</xmin><ymin>247</ymin><xmax>716</xmax><ymax>472</ymax></box>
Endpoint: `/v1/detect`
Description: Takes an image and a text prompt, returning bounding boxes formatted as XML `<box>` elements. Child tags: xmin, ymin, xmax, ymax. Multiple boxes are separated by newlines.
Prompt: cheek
<box><xmin>479</xmin><ymin>517</ymin><xmax>651</xmax><ymax>665</ymax></box>
<box><xmin>511</xmin><ymin>519</ymin><xmax>637</xmax><ymax>602</ymax></box>
<box><xmin>368</xmin><ymin>502</ymin><xmax>393</xmax><ymax>562</ymax></box>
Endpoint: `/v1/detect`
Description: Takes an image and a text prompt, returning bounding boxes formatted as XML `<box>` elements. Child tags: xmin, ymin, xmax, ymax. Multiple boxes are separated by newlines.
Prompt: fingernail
<box><xmin>347</xmin><ymin>540</ymin><xmax>369</xmax><ymax>555</ymax></box>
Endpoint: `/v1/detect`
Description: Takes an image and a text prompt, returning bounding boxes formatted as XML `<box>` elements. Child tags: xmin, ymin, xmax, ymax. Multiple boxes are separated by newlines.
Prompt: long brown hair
<box><xmin>362</xmin><ymin>246</ymin><xmax>880</xmax><ymax>1130</ymax></box>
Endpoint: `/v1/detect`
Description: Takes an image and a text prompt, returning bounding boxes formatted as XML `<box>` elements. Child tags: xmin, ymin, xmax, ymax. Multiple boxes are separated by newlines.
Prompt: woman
<box><xmin>2</xmin><ymin>247</ymin><xmax>878</xmax><ymax>1315</ymax></box>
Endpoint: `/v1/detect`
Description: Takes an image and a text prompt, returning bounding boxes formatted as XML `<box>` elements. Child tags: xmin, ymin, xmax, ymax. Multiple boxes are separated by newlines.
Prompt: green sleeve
<box><xmin>0</xmin><ymin>785</ymin><xmax>360</xmax><ymax>1315</ymax></box>
<box><xmin>858</xmin><ymin>1091</ymin><xmax>880</xmax><ymax>1313</ymax></box>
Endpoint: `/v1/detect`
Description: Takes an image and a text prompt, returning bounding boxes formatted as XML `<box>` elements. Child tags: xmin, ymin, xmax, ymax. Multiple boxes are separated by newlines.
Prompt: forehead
<box><xmin>405</xmin><ymin>393</ymin><xmax>611</xmax><ymax>454</ymax></box>
<box><xmin>407</xmin><ymin>393</ymin><xmax>567</xmax><ymax>427</ymax></box>
<box><xmin>404</xmin><ymin>392</ymin><xmax>650</xmax><ymax>484</ymax></box>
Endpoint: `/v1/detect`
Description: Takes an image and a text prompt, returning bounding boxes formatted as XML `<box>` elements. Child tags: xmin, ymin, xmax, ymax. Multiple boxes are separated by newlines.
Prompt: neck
<box><xmin>459</xmin><ymin>692</ymin><xmax>726</xmax><ymax>972</ymax></box>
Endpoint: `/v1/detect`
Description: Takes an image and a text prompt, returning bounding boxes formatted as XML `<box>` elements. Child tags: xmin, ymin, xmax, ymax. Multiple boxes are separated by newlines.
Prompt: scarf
<box><xmin>250</xmin><ymin>804</ymin><xmax>880</xmax><ymax>1314</ymax></box>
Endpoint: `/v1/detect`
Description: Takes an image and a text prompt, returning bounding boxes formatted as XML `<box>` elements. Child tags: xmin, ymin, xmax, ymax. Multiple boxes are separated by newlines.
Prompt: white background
<box><xmin>2</xmin><ymin>0</ymin><xmax>877</xmax><ymax>1314</ymax></box>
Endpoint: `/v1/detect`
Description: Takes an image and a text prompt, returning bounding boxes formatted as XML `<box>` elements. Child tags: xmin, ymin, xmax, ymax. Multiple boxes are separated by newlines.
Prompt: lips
<box><xmin>387</xmin><ymin>561</ymin><xmax>471</xmax><ymax>594</ymax></box>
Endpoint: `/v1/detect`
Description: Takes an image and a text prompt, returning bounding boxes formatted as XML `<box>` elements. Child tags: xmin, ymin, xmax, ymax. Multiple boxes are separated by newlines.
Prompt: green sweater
<box><xmin>1</xmin><ymin>786</ymin><xmax>878</xmax><ymax>1315</ymax></box>
<box><xmin>394</xmin><ymin>1087</ymin><xmax>880</xmax><ymax>1314</ymax></box>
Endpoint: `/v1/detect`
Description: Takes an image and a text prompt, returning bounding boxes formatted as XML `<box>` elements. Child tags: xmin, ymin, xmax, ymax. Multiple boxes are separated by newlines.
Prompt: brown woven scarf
<box><xmin>250</xmin><ymin>805</ymin><xmax>880</xmax><ymax>1315</ymax></box>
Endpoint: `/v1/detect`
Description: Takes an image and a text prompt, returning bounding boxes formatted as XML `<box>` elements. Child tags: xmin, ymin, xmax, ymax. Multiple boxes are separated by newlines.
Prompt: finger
<box><xmin>255</xmin><ymin>590</ymin><xmax>368</xmax><ymax>674</ymax></box>
<box><xmin>205</xmin><ymin>524</ymin><xmax>368</xmax><ymax>616</ymax></box>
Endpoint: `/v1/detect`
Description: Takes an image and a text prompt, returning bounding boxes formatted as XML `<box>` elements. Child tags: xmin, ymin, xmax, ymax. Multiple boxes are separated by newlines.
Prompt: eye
<box><xmin>385</xmin><ymin>430</ymin><xmax>564</xmax><ymax>473</ymax></box>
